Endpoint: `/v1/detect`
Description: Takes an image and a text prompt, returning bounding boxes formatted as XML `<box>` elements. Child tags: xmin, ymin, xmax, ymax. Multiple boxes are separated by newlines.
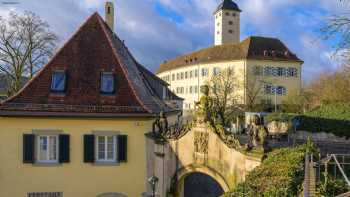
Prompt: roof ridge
<box><xmin>96</xmin><ymin>14</ymin><xmax>173</xmax><ymax>114</ymax></box>
<box><xmin>94</xmin><ymin>13</ymin><xmax>153</xmax><ymax>113</ymax></box>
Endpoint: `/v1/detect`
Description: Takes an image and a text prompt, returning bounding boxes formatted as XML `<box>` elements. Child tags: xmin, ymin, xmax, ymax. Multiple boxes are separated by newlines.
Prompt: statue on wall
<box><xmin>152</xmin><ymin>111</ymin><xmax>168</xmax><ymax>135</ymax></box>
<box><xmin>195</xmin><ymin>85</ymin><xmax>213</xmax><ymax>123</ymax></box>
<box><xmin>247</xmin><ymin>115</ymin><xmax>269</xmax><ymax>151</ymax></box>
<box><xmin>194</xmin><ymin>132</ymin><xmax>209</xmax><ymax>154</ymax></box>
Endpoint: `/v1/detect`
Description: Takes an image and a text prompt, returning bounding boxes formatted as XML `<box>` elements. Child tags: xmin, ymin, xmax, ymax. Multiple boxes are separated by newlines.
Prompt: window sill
<box><xmin>100</xmin><ymin>94</ymin><xmax>116</xmax><ymax>97</ymax></box>
<box><xmin>49</xmin><ymin>92</ymin><xmax>66</xmax><ymax>97</ymax></box>
<box><xmin>93</xmin><ymin>161</ymin><xmax>119</xmax><ymax>166</ymax></box>
<box><xmin>33</xmin><ymin>162</ymin><xmax>62</xmax><ymax>167</ymax></box>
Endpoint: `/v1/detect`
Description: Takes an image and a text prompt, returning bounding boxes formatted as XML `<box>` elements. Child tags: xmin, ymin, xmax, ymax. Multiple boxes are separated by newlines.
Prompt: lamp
<box><xmin>148</xmin><ymin>175</ymin><xmax>159</xmax><ymax>197</ymax></box>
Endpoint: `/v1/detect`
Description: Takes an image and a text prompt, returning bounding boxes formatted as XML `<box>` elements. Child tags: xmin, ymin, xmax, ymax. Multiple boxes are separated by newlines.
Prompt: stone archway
<box><xmin>176</xmin><ymin>165</ymin><xmax>230</xmax><ymax>197</ymax></box>
<box><xmin>97</xmin><ymin>193</ymin><xmax>127</xmax><ymax>197</ymax></box>
<box><xmin>184</xmin><ymin>172</ymin><xmax>224</xmax><ymax>197</ymax></box>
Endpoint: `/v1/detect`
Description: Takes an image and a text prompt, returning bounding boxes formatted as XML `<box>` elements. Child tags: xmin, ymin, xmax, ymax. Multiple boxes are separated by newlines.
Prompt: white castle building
<box><xmin>157</xmin><ymin>0</ymin><xmax>303</xmax><ymax>111</ymax></box>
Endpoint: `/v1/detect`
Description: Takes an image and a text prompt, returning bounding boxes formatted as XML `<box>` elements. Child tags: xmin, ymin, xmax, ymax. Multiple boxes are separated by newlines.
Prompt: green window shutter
<box><xmin>23</xmin><ymin>134</ymin><xmax>35</xmax><ymax>163</ymax></box>
<box><xmin>84</xmin><ymin>135</ymin><xmax>95</xmax><ymax>163</ymax></box>
<box><xmin>117</xmin><ymin>135</ymin><xmax>127</xmax><ymax>163</ymax></box>
<box><xmin>59</xmin><ymin>134</ymin><xmax>70</xmax><ymax>163</ymax></box>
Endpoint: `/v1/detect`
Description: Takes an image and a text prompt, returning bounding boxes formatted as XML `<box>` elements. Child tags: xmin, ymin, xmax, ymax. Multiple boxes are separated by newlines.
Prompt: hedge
<box><xmin>266</xmin><ymin>104</ymin><xmax>350</xmax><ymax>138</ymax></box>
<box><xmin>298</xmin><ymin>103</ymin><xmax>350</xmax><ymax>138</ymax></box>
<box><xmin>223</xmin><ymin>144</ymin><xmax>316</xmax><ymax>197</ymax></box>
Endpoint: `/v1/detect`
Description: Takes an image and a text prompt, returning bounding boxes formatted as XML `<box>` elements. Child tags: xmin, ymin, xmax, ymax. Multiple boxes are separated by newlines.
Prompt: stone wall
<box><xmin>147</xmin><ymin>121</ymin><xmax>262</xmax><ymax>197</ymax></box>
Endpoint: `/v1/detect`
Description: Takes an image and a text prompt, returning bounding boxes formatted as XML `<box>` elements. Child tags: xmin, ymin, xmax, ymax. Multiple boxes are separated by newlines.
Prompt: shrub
<box><xmin>298</xmin><ymin>103</ymin><xmax>350</xmax><ymax>138</ymax></box>
<box><xmin>223</xmin><ymin>144</ymin><xmax>316</xmax><ymax>197</ymax></box>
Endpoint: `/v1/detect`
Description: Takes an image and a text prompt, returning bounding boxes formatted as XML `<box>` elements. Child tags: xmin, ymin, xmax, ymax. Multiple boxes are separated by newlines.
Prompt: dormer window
<box><xmin>100</xmin><ymin>72</ymin><xmax>115</xmax><ymax>94</ymax></box>
<box><xmin>51</xmin><ymin>71</ymin><xmax>66</xmax><ymax>92</ymax></box>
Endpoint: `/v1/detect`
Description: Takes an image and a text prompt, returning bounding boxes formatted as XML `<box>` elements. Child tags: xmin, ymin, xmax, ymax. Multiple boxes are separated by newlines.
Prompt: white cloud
<box><xmin>0</xmin><ymin>0</ymin><xmax>346</xmax><ymax>80</ymax></box>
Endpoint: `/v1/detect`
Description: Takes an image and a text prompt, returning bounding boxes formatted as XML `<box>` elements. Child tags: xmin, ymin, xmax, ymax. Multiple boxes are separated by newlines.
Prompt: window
<box><xmin>51</xmin><ymin>71</ymin><xmax>66</xmax><ymax>92</ymax></box>
<box><xmin>28</xmin><ymin>192</ymin><xmax>63</xmax><ymax>197</ymax></box>
<box><xmin>201</xmin><ymin>68</ymin><xmax>208</xmax><ymax>77</ymax></box>
<box><xmin>37</xmin><ymin>135</ymin><xmax>58</xmax><ymax>163</ymax></box>
<box><xmin>265</xmin><ymin>85</ymin><xmax>286</xmax><ymax>95</ymax></box>
<box><xmin>217</xmin><ymin>23</ymin><xmax>220</xmax><ymax>26</ymax></box>
<box><xmin>272</xmin><ymin>68</ymin><xmax>278</xmax><ymax>76</ymax></box>
<box><xmin>177</xmin><ymin>73</ymin><xmax>180</xmax><ymax>80</ymax></box>
<box><xmin>232</xmin><ymin>13</ymin><xmax>236</xmax><ymax>17</ymax></box>
<box><xmin>253</xmin><ymin>66</ymin><xmax>263</xmax><ymax>76</ymax></box>
<box><xmin>23</xmin><ymin>134</ymin><xmax>69</xmax><ymax>164</ymax></box>
<box><xmin>229</xmin><ymin>21</ymin><xmax>233</xmax><ymax>25</ymax></box>
<box><xmin>194</xmin><ymin>69</ymin><xmax>198</xmax><ymax>77</ymax></box>
<box><xmin>277</xmin><ymin>86</ymin><xmax>287</xmax><ymax>95</ymax></box>
<box><xmin>185</xmin><ymin>72</ymin><xmax>188</xmax><ymax>79</ymax></box>
<box><xmin>225</xmin><ymin>12</ymin><xmax>229</xmax><ymax>16</ymax></box>
<box><xmin>100</xmin><ymin>72</ymin><xmax>115</xmax><ymax>94</ymax></box>
<box><xmin>96</xmin><ymin>135</ymin><xmax>117</xmax><ymax>162</ymax></box>
<box><xmin>228</xmin><ymin>30</ymin><xmax>233</xmax><ymax>34</ymax></box>
<box><xmin>190</xmin><ymin>71</ymin><xmax>193</xmax><ymax>78</ymax></box>
<box><xmin>194</xmin><ymin>86</ymin><xmax>198</xmax><ymax>93</ymax></box>
<box><xmin>287</xmin><ymin>67</ymin><xmax>298</xmax><ymax>77</ymax></box>
<box><xmin>172</xmin><ymin>74</ymin><xmax>175</xmax><ymax>81</ymax></box>
<box><xmin>180</xmin><ymin>72</ymin><xmax>184</xmax><ymax>80</ymax></box>
<box><xmin>213</xmin><ymin>67</ymin><xmax>221</xmax><ymax>76</ymax></box>
<box><xmin>277</xmin><ymin>67</ymin><xmax>285</xmax><ymax>77</ymax></box>
<box><xmin>189</xmin><ymin>86</ymin><xmax>193</xmax><ymax>94</ymax></box>
<box><xmin>264</xmin><ymin>66</ymin><xmax>274</xmax><ymax>76</ymax></box>
<box><xmin>217</xmin><ymin>31</ymin><xmax>220</xmax><ymax>35</ymax></box>
<box><xmin>264</xmin><ymin>84</ymin><xmax>274</xmax><ymax>95</ymax></box>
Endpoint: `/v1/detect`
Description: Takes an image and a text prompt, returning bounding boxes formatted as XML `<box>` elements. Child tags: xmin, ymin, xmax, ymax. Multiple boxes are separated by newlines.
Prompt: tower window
<box><xmin>232</xmin><ymin>13</ymin><xmax>236</xmax><ymax>17</ymax></box>
<box><xmin>107</xmin><ymin>7</ymin><xmax>111</xmax><ymax>14</ymax></box>
<box><xmin>228</xmin><ymin>30</ymin><xmax>233</xmax><ymax>34</ymax></box>
<box><xmin>229</xmin><ymin>21</ymin><xmax>233</xmax><ymax>25</ymax></box>
<box><xmin>225</xmin><ymin>12</ymin><xmax>229</xmax><ymax>16</ymax></box>
<box><xmin>217</xmin><ymin>31</ymin><xmax>220</xmax><ymax>35</ymax></box>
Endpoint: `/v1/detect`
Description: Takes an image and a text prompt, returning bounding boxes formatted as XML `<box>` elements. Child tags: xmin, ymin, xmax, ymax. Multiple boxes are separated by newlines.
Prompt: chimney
<box><xmin>105</xmin><ymin>2</ymin><xmax>115</xmax><ymax>31</ymax></box>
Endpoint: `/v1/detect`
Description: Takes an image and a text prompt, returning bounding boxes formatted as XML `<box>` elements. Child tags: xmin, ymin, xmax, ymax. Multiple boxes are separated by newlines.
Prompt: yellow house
<box><xmin>157</xmin><ymin>0</ymin><xmax>303</xmax><ymax>111</ymax></box>
<box><xmin>0</xmin><ymin>4</ymin><xmax>181</xmax><ymax>197</ymax></box>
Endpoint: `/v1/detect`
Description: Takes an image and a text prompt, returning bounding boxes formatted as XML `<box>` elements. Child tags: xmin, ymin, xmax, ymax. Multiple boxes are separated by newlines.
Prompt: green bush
<box><xmin>317</xmin><ymin>174</ymin><xmax>350</xmax><ymax>197</ymax></box>
<box><xmin>223</xmin><ymin>144</ymin><xmax>316</xmax><ymax>197</ymax></box>
<box><xmin>266</xmin><ymin>104</ymin><xmax>350</xmax><ymax>138</ymax></box>
<box><xmin>298</xmin><ymin>103</ymin><xmax>350</xmax><ymax>138</ymax></box>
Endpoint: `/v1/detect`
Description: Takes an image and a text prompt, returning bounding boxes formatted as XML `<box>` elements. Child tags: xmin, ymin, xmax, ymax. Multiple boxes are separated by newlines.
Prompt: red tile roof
<box><xmin>0</xmin><ymin>13</ymin><xmax>179</xmax><ymax>117</ymax></box>
<box><xmin>157</xmin><ymin>36</ymin><xmax>303</xmax><ymax>74</ymax></box>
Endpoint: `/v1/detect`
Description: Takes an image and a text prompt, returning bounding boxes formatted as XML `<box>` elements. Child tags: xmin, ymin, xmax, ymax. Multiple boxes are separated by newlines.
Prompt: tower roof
<box><xmin>215</xmin><ymin>0</ymin><xmax>241</xmax><ymax>13</ymax></box>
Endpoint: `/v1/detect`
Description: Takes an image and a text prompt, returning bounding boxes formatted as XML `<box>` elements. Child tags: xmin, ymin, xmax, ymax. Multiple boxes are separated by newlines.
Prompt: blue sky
<box><xmin>0</xmin><ymin>0</ymin><xmax>349</xmax><ymax>83</ymax></box>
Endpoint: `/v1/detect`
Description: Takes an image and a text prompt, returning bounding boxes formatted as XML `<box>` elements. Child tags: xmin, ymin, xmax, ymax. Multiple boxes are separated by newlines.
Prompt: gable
<box><xmin>0</xmin><ymin>13</ymin><xmax>179</xmax><ymax>116</ymax></box>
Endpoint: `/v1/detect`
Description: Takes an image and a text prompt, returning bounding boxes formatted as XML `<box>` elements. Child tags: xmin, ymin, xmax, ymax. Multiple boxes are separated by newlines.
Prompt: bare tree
<box><xmin>0</xmin><ymin>11</ymin><xmax>57</xmax><ymax>96</ymax></box>
<box><xmin>245</xmin><ymin>76</ymin><xmax>267</xmax><ymax>112</ymax></box>
<box><xmin>321</xmin><ymin>1</ymin><xmax>350</xmax><ymax>60</ymax></box>
<box><xmin>207</xmin><ymin>68</ymin><xmax>243</xmax><ymax>127</ymax></box>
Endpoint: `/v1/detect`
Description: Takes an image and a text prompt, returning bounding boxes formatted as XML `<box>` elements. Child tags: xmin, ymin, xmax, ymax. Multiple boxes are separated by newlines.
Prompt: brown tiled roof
<box><xmin>0</xmin><ymin>13</ymin><xmax>179</xmax><ymax>117</ymax></box>
<box><xmin>157</xmin><ymin>36</ymin><xmax>303</xmax><ymax>74</ymax></box>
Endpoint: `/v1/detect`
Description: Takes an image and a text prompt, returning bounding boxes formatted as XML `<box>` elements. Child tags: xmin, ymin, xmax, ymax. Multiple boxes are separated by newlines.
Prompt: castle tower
<box><xmin>105</xmin><ymin>2</ymin><xmax>115</xmax><ymax>31</ymax></box>
<box><xmin>214</xmin><ymin>0</ymin><xmax>241</xmax><ymax>45</ymax></box>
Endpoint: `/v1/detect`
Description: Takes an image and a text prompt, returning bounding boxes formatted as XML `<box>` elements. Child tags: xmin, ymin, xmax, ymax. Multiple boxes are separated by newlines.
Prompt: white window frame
<box><xmin>95</xmin><ymin>135</ymin><xmax>117</xmax><ymax>163</ymax></box>
<box><xmin>36</xmin><ymin>135</ymin><xmax>59</xmax><ymax>164</ymax></box>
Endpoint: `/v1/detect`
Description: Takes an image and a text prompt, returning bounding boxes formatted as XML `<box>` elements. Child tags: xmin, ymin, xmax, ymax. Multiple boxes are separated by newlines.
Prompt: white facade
<box><xmin>214</xmin><ymin>9</ymin><xmax>240</xmax><ymax>45</ymax></box>
<box><xmin>158</xmin><ymin>60</ymin><xmax>302</xmax><ymax>110</ymax></box>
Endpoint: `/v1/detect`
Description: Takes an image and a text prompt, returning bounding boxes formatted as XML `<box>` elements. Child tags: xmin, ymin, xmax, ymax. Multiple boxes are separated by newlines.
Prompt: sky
<box><xmin>0</xmin><ymin>0</ymin><xmax>349</xmax><ymax>83</ymax></box>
